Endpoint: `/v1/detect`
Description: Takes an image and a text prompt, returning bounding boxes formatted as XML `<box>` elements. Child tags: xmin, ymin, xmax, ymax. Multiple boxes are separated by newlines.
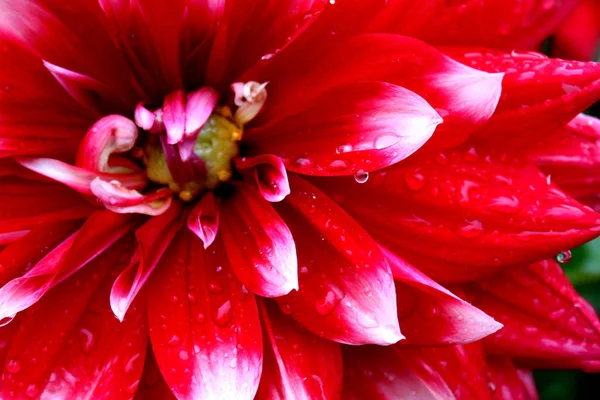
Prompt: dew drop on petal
<box><xmin>214</xmin><ymin>300</ymin><xmax>233</xmax><ymax>326</ymax></box>
<box><xmin>556</xmin><ymin>250</ymin><xmax>572</xmax><ymax>264</ymax></box>
<box><xmin>328</xmin><ymin>159</ymin><xmax>349</xmax><ymax>172</ymax></box>
<box><xmin>208</xmin><ymin>281</ymin><xmax>225</xmax><ymax>294</ymax></box>
<box><xmin>404</xmin><ymin>172</ymin><xmax>426</xmax><ymax>190</ymax></box>
<box><xmin>168</xmin><ymin>335</ymin><xmax>182</xmax><ymax>347</ymax></box>
<box><xmin>315</xmin><ymin>285</ymin><xmax>345</xmax><ymax>316</ymax></box>
<box><xmin>295</xmin><ymin>157</ymin><xmax>313</xmax><ymax>168</ymax></box>
<box><xmin>457</xmin><ymin>220</ymin><xmax>484</xmax><ymax>239</ymax></box>
<box><xmin>6</xmin><ymin>359</ymin><xmax>20</xmax><ymax>373</ymax></box>
<box><xmin>353</xmin><ymin>170</ymin><xmax>369</xmax><ymax>184</ymax></box>
<box><xmin>336</xmin><ymin>144</ymin><xmax>353</xmax><ymax>154</ymax></box>
<box><xmin>25</xmin><ymin>384</ymin><xmax>38</xmax><ymax>398</ymax></box>
<box><xmin>179</xmin><ymin>350</ymin><xmax>189</xmax><ymax>361</ymax></box>
<box><xmin>195</xmin><ymin>313</ymin><xmax>206</xmax><ymax>324</ymax></box>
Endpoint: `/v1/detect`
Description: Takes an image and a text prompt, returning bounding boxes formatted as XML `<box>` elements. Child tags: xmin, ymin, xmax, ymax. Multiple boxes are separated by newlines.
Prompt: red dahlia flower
<box><xmin>0</xmin><ymin>0</ymin><xmax>600</xmax><ymax>399</ymax></box>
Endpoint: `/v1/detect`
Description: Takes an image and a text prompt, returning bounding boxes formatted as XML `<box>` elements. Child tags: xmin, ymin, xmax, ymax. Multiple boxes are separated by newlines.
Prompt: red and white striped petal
<box><xmin>147</xmin><ymin>232</ymin><xmax>263</xmax><ymax>400</ymax></box>
<box><xmin>460</xmin><ymin>259</ymin><xmax>600</xmax><ymax>361</ymax></box>
<box><xmin>384</xmin><ymin>248</ymin><xmax>502</xmax><ymax>345</ymax></box>
<box><xmin>246</xmin><ymin>81</ymin><xmax>441</xmax><ymax>176</ymax></box>
<box><xmin>0</xmin><ymin>236</ymin><xmax>147</xmax><ymax>399</ymax></box>
<box><xmin>220</xmin><ymin>183</ymin><xmax>298</xmax><ymax>297</ymax></box>
<box><xmin>187</xmin><ymin>192</ymin><xmax>220</xmax><ymax>249</ymax></box>
<box><xmin>256</xmin><ymin>300</ymin><xmax>343</xmax><ymax>400</ymax></box>
<box><xmin>110</xmin><ymin>203</ymin><xmax>183</xmax><ymax>321</ymax></box>
<box><xmin>0</xmin><ymin>210</ymin><xmax>138</xmax><ymax>322</ymax></box>
<box><xmin>235</xmin><ymin>155</ymin><xmax>290</xmax><ymax>202</ymax></box>
<box><xmin>275</xmin><ymin>175</ymin><xmax>401</xmax><ymax>345</ymax></box>
<box><xmin>76</xmin><ymin>115</ymin><xmax>139</xmax><ymax>173</ymax></box>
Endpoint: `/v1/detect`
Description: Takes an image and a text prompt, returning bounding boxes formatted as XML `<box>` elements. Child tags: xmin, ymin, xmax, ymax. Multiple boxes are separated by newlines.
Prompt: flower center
<box><xmin>17</xmin><ymin>82</ymin><xmax>268</xmax><ymax>216</ymax></box>
<box><xmin>141</xmin><ymin>109</ymin><xmax>242</xmax><ymax>201</ymax></box>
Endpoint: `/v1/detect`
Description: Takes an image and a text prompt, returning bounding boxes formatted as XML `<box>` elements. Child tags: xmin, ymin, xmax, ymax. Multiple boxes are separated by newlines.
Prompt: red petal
<box><xmin>0</xmin><ymin>0</ymin><xmax>140</xmax><ymax>109</ymax></box>
<box><xmin>163</xmin><ymin>90</ymin><xmax>187</xmax><ymax>144</ymax></box>
<box><xmin>76</xmin><ymin>115</ymin><xmax>139</xmax><ymax>173</ymax></box>
<box><xmin>135</xmin><ymin>346</ymin><xmax>177</xmax><ymax>400</ymax></box>
<box><xmin>529</xmin><ymin>114</ymin><xmax>600</xmax><ymax>211</ymax></box>
<box><xmin>419</xmin><ymin>0</ymin><xmax>579</xmax><ymax>51</ymax></box>
<box><xmin>446</xmin><ymin>48</ymin><xmax>600</xmax><ymax>146</ymax></box>
<box><xmin>147</xmin><ymin>232</ymin><xmax>263</xmax><ymax>400</ymax></box>
<box><xmin>384</xmin><ymin>248</ymin><xmax>501</xmax><ymax>345</ymax></box>
<box><xmin>220</xmin><ymin>183</ymin><xmax>298</xmax><ymax>297</ymax></box>
<box><xmin>256</xmin><ymin>300</ymin><xmax>343</xmax><ymax>400</ymax></box>
<box><xmin>551</xmin><ymin>0</ymin><xmax>600</xmax><ymax>61</ymax></box>
<box><xmin>187</xmin><ymin>192</ymin><xmax>220</xmax><ymax>249</ymax></box>
<box><xmin>487</xmin><ymin>358</ymin><xmax>539</xmax><ymax>400</ymax></box>
<box><xmin>17</xmin><ymin>157</ymin><xmax>147</xmax><ymax>195</ymax></box>
<box><xmin>460</xmin><ymin>259</ymin><xmax>600</xmax><ymax>360</ymax></box>
<box><xmin>43</xmin><ymin>60</ymin><xmax>129</xmax><ymax>114</ymax></box>
<box><xmin>184</xmin><ymin>87</ymin><xmax>218</xmax><ymax>136</ymax></box>
<box><xmin>342</xmin><ymin>345</ymin><xmax>451</xmax><ymax>400</ymax></box>
<box><xmin>205</xmin><ymin>0</ymin><xmax>328</xmax><ymax>91</ymax></box>
<box><xmin>247</xmin><ymin>34</ymin><xmax>502</xmax><ymax>152</ymax></box>
<box><xmin>105</xmin><ymin>0</ymin><xmax>192</xmax><ymax>97</ymax></box>
<box><xmin>0</xmin><ymin>210</ymin><xmax>138</xmax><ymax>321</ymax></box>
<box><xmin>0</xmin><ymin>221</ymin><xmax>81</xmax><ymax>287</ymax></box>
<box><xmin>0</xmin><ymin>42</ymin><xmax>90</xmax><ymax>159</ymax></box>
<box><xmin>313</xmin><ymin>143</ymin><xmax>600</xmax><ymax>282</ymax></box>
<box><xmin>180</xmin><ymin>0</ymin><xmax>224</xmax><ymax>89</ymax></box>
<box><xmin>235</xmin><ymin>155</ymin><xmax>291</xmax><ymax>203</ymax></box>
<box><xmin>111</xmin><ymin>202</ymin><xmax>183</xmax><ymax>321</ymax></box>
<box><xmin>0</xmin><ymin>177</ymin><xmax>93</xmax><ymax>235</ymax></box>
<box><xmin>274</xmin><ymin>175</ymin><xmax>401</xmax><ymax>345</ymax></box>
<box><xmin>393</xmin><ymin>343</ymin><xmax>493</xmax><ymax>400</ymax></box>
<box><xmin>0</xmin><ymin>235</ymin><xmax>147</xmax><ymax>399</ymax></box>
<box><xmin>246</xmin><ymin>81</ymin><xmax>441</xmax><ymax>176</ymax></box>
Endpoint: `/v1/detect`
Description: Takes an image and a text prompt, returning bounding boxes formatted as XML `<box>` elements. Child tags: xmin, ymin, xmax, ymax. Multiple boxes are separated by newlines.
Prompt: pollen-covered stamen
<box><xmin>231</xmin><ymin>81</ymin><xmax>268</xmax><ymax>125</ymax></box>
<box><xmin>136</xmin><ymin>85</ymin><xmax>269</xmax><ymax>201</ymax></box>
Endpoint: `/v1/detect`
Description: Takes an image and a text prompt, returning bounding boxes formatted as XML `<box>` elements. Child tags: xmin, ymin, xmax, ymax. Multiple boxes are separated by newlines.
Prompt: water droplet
<box><xmin>6</xmin><ymin>359</ymin><xmax>20</xmax><ymax>373</ymax></box>
<box><xmin>208</xmin><ymin>281</ymin><xmax>225</xmax><ymax>294</ymax></box>
<box><xmin>457</xmin><ymin>220</ymin><xmax>484</xmax><ymax>239</ymax></box>
<box><xmin>179</xmin><ymin>350</ymin><xmax>189</xmax><ymax>361</ymax></box>
<box><xmin>404</xmin><ymin>172</ymin><xmax>426</xmax><ymax>190</ymax></box>
<box><xmin>462</xmin><ymin>147</ymin><xmax>478</xmax><ymax>162</ymax></box>
<box><xmin>556</xmin><ymin>250</ymin><xmax>572</xmax><ymax>264</ymax></box>
<box><xmin>353</xmin><ymin>170</ymin><xmax>369</xmax><ymax>184</ymax></box>
<box><xmin>229</xmin><ymin>358</ymin><xmax>238</xmax><ymax>368</ymax></box>
<box><xmin>168</xmin><ymin>335</ymin><xmax>182</xmax><ymax>347</ymax></box>
<box><xmin>25</xmin><ymin>384</ymin><xmax>38</xmax><ymax>398</ymax></box>
<box><xmin>336</xmin><ymin>144</ymin><xmax>353</xmax><ymax>154</ymax></box>
<box><xmin>295</xmin><ymin>157</ymin><xmax>313</xmax><ymax>168</ymax></box>
<box><xmin>487</xmin><ymin>196</ymin><xmax>520</xmax><ymax>214</ymax></box>
<box><xmin>79</xmin><ymin>328</ymin><xmax>94</xmax><ymax>353</ymax></box>
<box><xmin>195</xmin><ymin>313</ymin><xmax>206</xmax><ymax>323</ymax></box>
<box><xmin>315</xmin><ymin>285</ymin><xmax>345</xmax><ymax>316</ymax></box>
<box><xmin>214</xmin><ymin>300</ymin><xmax>233</xmax><ymax>326</ymax></box>
<box><xmin>328</xmin><ymin>159</ymin><xmax>349</xmax><ymax>171</ymax></box>
<box><xmin>170</xmin><ymin>295</ymin><xmax>179</xmax><ymax>304</ymax></box>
